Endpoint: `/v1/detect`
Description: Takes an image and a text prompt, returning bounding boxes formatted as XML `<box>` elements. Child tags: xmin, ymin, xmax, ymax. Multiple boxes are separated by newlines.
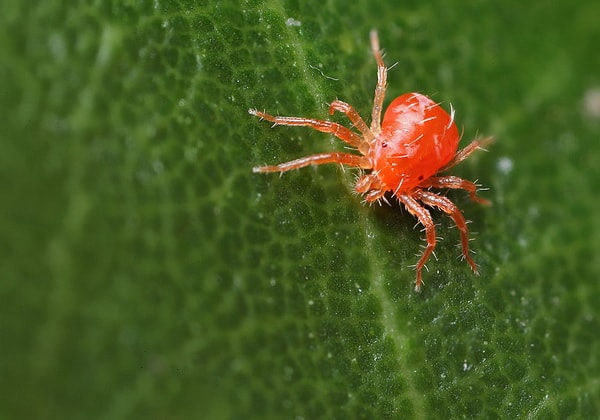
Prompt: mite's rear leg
<box><xmin>397</xmin><ymin>193</ymin><xmax>437</xmax><ymax>292</ymax></box>
<box><xmin>439</xmin><ymin>136</ymin><xmax>494</xmax><ymax>171</ymax></box>
<box><xmin>253</xmin><ymin>152</ymin><xmax>371</xmax><ymax>173</ymax></box>
<box><xmin>422</xmin><ymin>176</ymin><xmax>490</xmax><ymax>205</ymax></box>
<box><xmin>249</xmin><ymin>109</ymin><xmax>363</xmax><ymax>148</ymax></box>
<box><xmin>415</xmin><ymin>189</ymin><xmax>479</xmax><ymax>274</ymax></box>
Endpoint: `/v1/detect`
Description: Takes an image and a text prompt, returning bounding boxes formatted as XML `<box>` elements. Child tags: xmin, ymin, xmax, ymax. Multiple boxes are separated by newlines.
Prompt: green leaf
<box><xmin>2</xmin><ymin>1</ymin><xmax>599</xmax><ymax>418</ymax></box>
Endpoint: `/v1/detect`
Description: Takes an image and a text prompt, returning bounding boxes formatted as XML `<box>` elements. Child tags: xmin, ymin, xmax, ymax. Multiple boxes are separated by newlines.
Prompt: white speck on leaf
<box><xmin>48</xmin><ymin>32</ymin><xmax>67</xmax><ymax>62</ymax></box>
<box><xmin>285</xmin><ymin>17</ymin><xmax>302</xmax><ymax>27</ymax></box>
<box><xmin>497</xmin><ymin>157</ymin><xmax>514</xmax><ymax>175</ymax></box>
<box><xmin>152</xmin><ymin>160</ymin><xmax>164</xmax><ymax>174</ymax></box>
<box><xmin>582</xmin><ymin>87</ymin><xmax>600</xmax><ymax>120</ymax></box>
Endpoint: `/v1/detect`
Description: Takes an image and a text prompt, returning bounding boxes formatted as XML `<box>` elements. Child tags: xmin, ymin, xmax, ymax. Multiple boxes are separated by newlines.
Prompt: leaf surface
<box><xmin>1</xmin><ymin>1</ymin><xmax>599</xmax><ymax>418</ymax></box>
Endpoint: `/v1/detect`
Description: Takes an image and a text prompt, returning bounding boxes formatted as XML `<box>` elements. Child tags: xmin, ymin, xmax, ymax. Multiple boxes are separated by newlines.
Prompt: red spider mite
<box><xmin>249</xmin><ymin>30</ymin><xmax>492</xmax><ymax>291</ymax></box>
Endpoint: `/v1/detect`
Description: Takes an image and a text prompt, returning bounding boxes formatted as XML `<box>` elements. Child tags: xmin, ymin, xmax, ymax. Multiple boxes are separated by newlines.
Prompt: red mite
<box><xmin>250</xmin><ymin>30</ymin><xmax>491</xmax><ymax>291</ymax></box>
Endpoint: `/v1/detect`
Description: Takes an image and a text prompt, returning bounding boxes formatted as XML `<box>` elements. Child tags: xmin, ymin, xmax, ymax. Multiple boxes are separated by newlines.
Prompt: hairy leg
<box><xmin>421</xmin><ymin>176</ymin><xmax>490</xmax><ymax>205</ymax></box>
<box><xmin>439</xmin><ymin>136</ymin><xmax>493</xmax><ymax>171</ymax></box>
<box><xmin>369</xmin><ymin>30</ymin><xmax>388</xmax><ymax>136</ymax></box>
<box><xmin>415</xmin><ymin>189</ymin><xmax>479</xmax><ymax>274</ymax></box>
<box><xmin>249</xmin><ymin>109</ymin><xmax>363</xmax><ymax>148</ymax></box>
<box><xmin>329</xmin><ymin>99</ymin><xmax>373</xmax><ymax>141</ymax></box>
<box><xmin>397</xmin><ymin>193</ymin><xmax>437</xmax><ymax>291</ymax></box>
<box><xmin>355</xmin><ymin>172</ymin><xmax>388</xmax><ymax>202</ymax></box>
<box><xmin>253</xmin><ymin>152</ymin><xmax>371</xmax><ymax>173</ymax></box>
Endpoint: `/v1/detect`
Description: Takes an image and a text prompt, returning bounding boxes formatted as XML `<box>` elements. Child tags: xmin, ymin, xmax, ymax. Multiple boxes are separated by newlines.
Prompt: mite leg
<box><xmin>329</xmin><ymin>100</ymin><xmax>374</xmax><ymax>148</ymax></box>
<box><xmin>421</xmin><ymin>176</ymin><xmax>490</xmax><ymax>205</ymax></box>
<box><xmin>439</xmin><ymin>136</ymin><xmax>494</xmax><ymax>171</ymax></box>
<box><xmin>369</xmin><ymin>30</ymin><xmax>388</xmax><ymax>136</ymax></box>
<box><xmin>249</xmin><ymin>109</ymin><xmax>363</xmax><ymax>148</ymax></box>
<box><xmin>415</xmin><ymin>189</ymin><xmax>479</xmax><ymax>275</ymax></box>
<box><xmin>253</xmin><ymin>152</ymin><xmax>371</xmax><ymax>173</ymax></box>
<box><xmin>397</xmin><ymin>193</ymin><xmax>437</xmax><ymax>292</ymax></box>
<box><xmin>355</xmin><ymin>172</ymin><xmax>387</xmax><ymax>201</ymax></box>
